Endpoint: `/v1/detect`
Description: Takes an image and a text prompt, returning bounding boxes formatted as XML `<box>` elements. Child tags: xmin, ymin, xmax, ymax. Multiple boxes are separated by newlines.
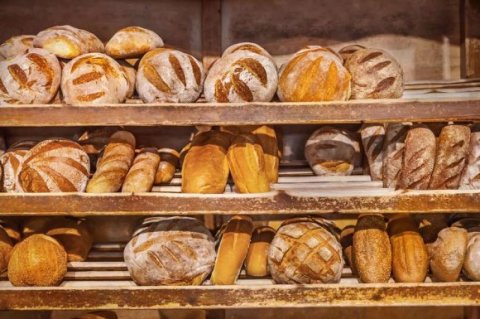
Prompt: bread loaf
<box><xmin>398</xmin><ymin>127</ymin><xmax>436</xmax><ymax>189</ymax></box>
<box><xmin>338</xmin><ymin>44</ymin><xmax>366</xmax><ymax>62</ymax></box>
<box><xmin>388</xmin><ymin>214</ymin><xmax>428</xmax><ymax>283</ymax></box>
<box><xmin>340</xmin><ymin>225</ymin><xmax>357</xmax><ymax>275</ymax></box>
<box><xmin>0</xmin><ymin>48</ymin><xmax>61</xmax><ymax>104</ymax></box>
<box><xmin>136</xmin><ymin>48</ymin><xmax>204</xmax><ymax>103</ymax></box>
<box><xmin>428</xmin><ymin>227</ymin><xmax>467</xmax><ymax>282</ymax></box>
<box><xmin>62</xmin><ymin>53</ymin><xmax>130</xmax><ymax>105</ymax></box>
<box><xmin>0</xmin><ymin>220</ymin><xmax>21</xmax><ymax>243</ymax></box>
<box><xmin>124</xmin><ymin>216</ymin><xmax>216</xmax><ymax>285</ymax></box>
<box><xmin>0</xmin><ymin>226</ymin><xmax>13</xmax><ymax>272</ymax></box>
<box><xmin>45</xmin><ymin>218</ymin><xmax>93</xmax><ymax>262</ymax></box>
<box><xmin>122</xmin><ymin>149</ymin><xmax>161</xmax><ymax>193</ymax></box>
<box><xmin>87</xmin><ymin>131</ymin><xmax>136</xmax><ymax>193</ymax></box>
<box><xmin>72</xmin><ymin>311</ymin><xmax>118</xmax><ymax>319</ymax></box>
<box><xmin>18</xmin><ymin>139</ymin><xmax>90</xmax><ymax>192</ymax></box>
<box><xmin>77</xmin><ymin>127</ymin><xmax>118</xmax><ymax>170</ymax></box>
<box><xmin>383</xmin><ymin>123</ymin><xmax>410</xmax><ymax>188</ymax></box>
<box><xmin>277</xmin><ymin>46</ymin><xmax>351</xmax><ymax>102</ymax></box>
<box><xmin>227</xmin><ymin>134</ymin><xmax>270</xmax><ymax>193</ymax></box>
<box><xmin>360</xmin><ymin>124</ymin><xmax>385</xmax><ymax>181</ymax></box>
<box><xmin>181</xmin><ymin>131</ymin><xmax>230</xmax><ymax>194</ymax></box>
<box><xmin>344</xmin><ymin>48</ymin><xmax>404</xmax><ymax>99</ymax></box>
<box><xmin>8</xmin><ymin>234</ymin><xmax>67</xmax><ymax>286</ymax></box>
<box><xmin>244</xmin><ymin>226</ymin><xmax>275</xmax><ymax>277</ymax></box>
<box><xmin>251</xmin><ymin>125</ymin><xmax>279</xmax><ymax>183</ymax></box>
<box><xmin>416</xmin><ymin>214</ymin><xmax>448</xmax><ymax>244</ymax></box>
<box><xmin>1</xmin><ymin>149</ymin><xmax>28</xmax><ymax>192</ymax></box>
<box><xmin>0</xmin><ymin>35</ymin><xmax>34</xmax><ymax>60</ymax></box>
<box><xmin>429</xmin><ymin>125</ymin><xmax>470</xmax><ymax>189</ymax></box>
<box><xmin>119</xmin><ymin>60</ymin><xmax>136</xmax><ymax>98</ymax></box>
<box><xmin>204</xmin><ymin>46</ymin><xmax>278</xmax><ymax>102</ymax></box>
<box><xmin>34</xmin><ymin>25</ymin><xmax>104</xmax><ymax>59</ymax></box>
<box><xmin>305</xmin><ymin>126</ymin><xmax>360</xmax><ymax>176</ymax></box>
<box><xmin>353</xmin><ymin>214</ymin><xmax>392</xmax><ymax>283</ymax></box>
<box><xmin>463</xmin><ymin>233</ymin><xmax>480</xmax><ymax>281</ymax></box>
<box><xmin>211</xmin><ymin>216</ymin><xmax>253</xmax><ymax>284</ymax></box>
<box><xmin>460</xmin><ymin>132</ymin><xmax>480</xmax><ymax>189</ymax></box>
<box><xmin>222</xmin><ymin>42</ymin><xmax>274</xmax><ymax>60</ymax></box>
<box><xmin>154</xmin><ymin>148</ymin><xmax>179</xmax><ymax>184</ymax></box>
<box><xmin>268</xmin><ymin>217</ymin><xmax>344</xmax><ymax>284</ymax></box>
<box><xmin>106</xmin><ymin>26</ymin><xmax>164</xmax><ymax>59</ymax></box>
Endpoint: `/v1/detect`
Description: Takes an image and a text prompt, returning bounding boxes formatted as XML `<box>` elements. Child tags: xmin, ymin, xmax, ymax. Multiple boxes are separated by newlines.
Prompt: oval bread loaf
<box><xmin>154</xmin><ymin>148</ymin><xmax>179</xmax><ymax>184</ymax></box>
<box><xmin>106</xmin><ymin>26</ymin><xmax>164</xmax><ymax>59</ymax></box>
<box><xmin>244</xmin><ymin>226</ymin><xmax>275</xmax><ymax>277</ymax></box>
<box><xmin>122</xmin><ymin>149</ymin><xmax>161</xmax><ymax>193</ymax></box>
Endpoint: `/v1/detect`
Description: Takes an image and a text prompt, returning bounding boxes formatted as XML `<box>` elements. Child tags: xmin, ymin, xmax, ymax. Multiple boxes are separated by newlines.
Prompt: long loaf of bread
<box><xmin>383</xmin><ymin>123</ymin><xmax>410</xmax><ymax>188</ymax></box>
<box><xmin>460</xmin><ymin>131</ymin><xmax>480</xmax><ymax>189</ymax></box>
<box><xmin>360</xmin><ymin>124</ymin><xmax>385</xmax><ymax>181</ymax></box>
<box><xmin>122</xmin><ymin>149</ymin><xmax>160</xmax><ymax>193</ymax></box>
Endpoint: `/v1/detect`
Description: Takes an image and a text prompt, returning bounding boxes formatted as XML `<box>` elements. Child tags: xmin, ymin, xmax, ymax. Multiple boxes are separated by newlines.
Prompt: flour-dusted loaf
<box><xmin>136</xmin><ymin>48</ymin><xmax>204</xmax><ymax>103</ymax></box>
<box><xmin>245</xmin><ymin>226</ymin><xmax>276</xmax><ymax>277</ymax></box>
<box><xmin>277</xmin><ymin>46</ymin><xmax>351</xmax><ymax>102</ymax></box>
<box><xmin>34</xmin><ymin>25</ymin><xmax>104</xmax><ymax>59</ymax></box>
<box><xmin>360</xmin><ymin>124</ymin><xmax>385</xmax><ymax>181</ymax></box>
<box><xmin>122</xmin><ymin>149</ymin><xmax>161</xmax><ymax>193</ymax></box>
<box><xmin>0</xmin><ymin>35</ymin><xmax>34</xmax><ymax>60</ymax></box>
<box><xmin>124</xmin><ymin>216</ymin><xmax>216</xmax><ymax>285</ymax></box>
<box><xmin>154</xmin><ymin>148</ymin><xmax>179</xmax><ymax>184</ymax></box>
<box><xmin>18</xmin><ymin>139</ymin><xmax>90</xmax><ymax>192</ymax></box>
<box><xmin>305</xmin><ymin>126</ymin><xmax>360</xmax><ymax>176</ymax></box>
<box><xmin>460</xmin><ymin>132</ymin><xmax>480</xmax><ymax>189</ymax></box>
<box><xmin>62</xmin><ymin>53</ymin><xmax>130</xmax><ymax>105</ymax></box>
<box><xmin>344</xmin><ymin>47</ymin><xmax>404</xmax><ymax>99</ymax></box>
<box><xmin>0</xmin><ymin>48</ymin><xmax>61</xmax><ymax>104</ymax></box>
<box><xmin>463</xmin><ymin>233</ymin><xmax>480</xmax><ymax>281</ymax></box>
<box><xmin>0</xmin><ymin>226</ymin><xmax>13</xmax><ymax>272</ymax></box>
<box><xmin>383</xmin><ymin>123</ymin><xmax>410</xmax><ymax>188</ymax></box>
<box><xmin>87</xmin><ymin>131</ymin><xmax>136</xmax><ymax>193</ymax></box>
<box><xmin>268</xmin><ymin>217</ymin><xmax>343</xmax><ymax>284</ymax></box>
<box><xmin>1</xmin><ymin>149</ymin><xmax>28</xmax><ymax>192</ymax></box>
<box><xmin>429</xmin><ymin>125</ymin><xmax>470</xmax><ymax>189</ymax></box>
<box><xmin>338</xmin><ymin>44</ymin><xmax>366</xmax><ymax>62</ymax></box>
<box><xmin>398</xmin><ymin>127</ymin><xmax>436</xmax><ymax>189</ymax></box>
<box><xmin>106</xmin><ymin>26</ymin><xmax>164</xmax><ymax>59</ymax></box>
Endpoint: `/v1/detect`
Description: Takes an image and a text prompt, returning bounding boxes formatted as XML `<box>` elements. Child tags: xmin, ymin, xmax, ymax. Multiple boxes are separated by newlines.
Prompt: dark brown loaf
<box><xmin>360</xmin><ymin>124</ymin><xmax>385</xmax><ymax>181</ymax></box>
<box><xmin>154</xmin><ymin>148</ymin><xmax>179</xmax><ymax>184</ymax></box>
<box><xmin>122</xmin><ymin>149</ymin><xmax>161</xmax><ymax>193</ymax></box>
<box><xmin>416</xmin><ymin>214</ymin><xmax>449</xmax><ymax>244</ymax></box>
<box><xmin>460</xmin><ymin>131</ymin><xmax>480</xmax><ymax>189</ymax></box>
<box><xmin>45</xmin><ymin>218</ymin><xmax>93</xmax><ymax>262</ymax></box>
<box><xmin>429</xmin><ymin>125</ymin><xmax>470</xmax><ymax>189</ymax></box>
<box><xmin>340</xmin><ymin>225</ymin><xmax>357</xmax><ymax>275</ymax></box>
<box><xmin>398</xmin><ymin>127</ymin><xmax>436</xmax><ymax>189</ymax></box>
<box><xmin>383</xmin><ymin>123</ymin><xmax>410</xmax><ymax>188</ymax></box>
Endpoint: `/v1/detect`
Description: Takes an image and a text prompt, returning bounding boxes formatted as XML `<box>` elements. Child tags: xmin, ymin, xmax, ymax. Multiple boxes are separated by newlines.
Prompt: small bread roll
<box><xmin>0</xmin><ymin>35</ymin><xmax>34</xmax><ymax>60</ymax></box>
<box><xmin>106</xmin><ymin>26</ymin><xmax>164</xmax><ymax>59</ymax></box>
<box><xmin>0</xmin><ymin>226</ymin><xmax>13</xmax><ymax>272</ymax></box>
<box><xmin>154</xmin><ymin>148</ymin><xmax>179</xmax><ymax>184</ymax></box>
<box><xmin>122</xmin><ymin>149</ymin><xmax>161</xmax><ymax>193</ymax></box>
<box><xmin>34</xmin><ymin>25</ymin><xmax>104</xmax><ymax>59</ymax></box>
<box><xmin>244</xmin><ymin>226</ymin><xmax>275</xmax><ymax>277</ymax></box>
<box><xmin>211</xmin><ymin>216</ymin><xmax>254</xmax><ymax>285</ymax></box>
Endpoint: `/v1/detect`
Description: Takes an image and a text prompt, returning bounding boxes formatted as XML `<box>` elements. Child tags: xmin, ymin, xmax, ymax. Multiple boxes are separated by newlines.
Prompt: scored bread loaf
<box><xmin>360</xmin><ymin>124</ymin><xmax>385</xmax><ymax>181</ymax></box>
<box><xmin>34</xmin><ymin>25</ymin><xmax>104</xmax><ymax>59</ymax></box>
<box><xmin>429</xmin><ymin>125</ymin><xmax>470</xmax><ymax>189</ymax></box>
<box><xmin>18</xmin><ymin>139</ymin><xmax>90</xmax><ymax>192</ymax></box>
<box><xmin>0</xmin><ymin>35</ymin><xmax>34</xmax><ymax>60</ymax></box>
<box><xmin>122</xmin><ymin>149</ymin><xmax>161</xmax><ymax>193</ymax></box>
<box><xmin>211</xmin><ymin>216</ymin><xmax>254</xmax><ymax>285</ymax></box>
<box><xmin>338</xmin><ymin>44</ymin><xmax>366</xmax><ymax>62</ymax></box>
<box><xmin>124</xmin><ymin>216</ymin><xmax>216</xmax><ymax>285</ymax></box>
<box><xmin>277</xmin><ymin>46</ymin><xmax>351</xmax><ymax>102</ymax></box>
<box><xmin>460</xmin><ymin>131</ymin><xmax>480</xmax><ymax>189</ymax></box>
<box><xmin>181</xmin><ymin>130</ymin><xmax>231</xmax><ymax>194</ymax></box>
<box><xmin>398</xmin><ymin>127</ymin><xmax>436</xmax><ymax>189</ymax></box>
<box><xmin>340</xmin><ymin>225</ymin><xmax>357</xmax><ymax>275</ymax></box>
<box><xmin>62</xmin><ymin>53</ymin><xmax>130</xmax><ymax>105</ymax></box>
<box><xmin>305</xmin><ymin>126</ymin><xmax>360</xmax><ymax>176</ymax></box>
<box><xmin>0</xmin><ymin>48</ymin><xmax>61</xmax><ymax>104</ymax></box>
<box><xmin>87</xmin><ymin>131</ymin><xmax>136</xmax><ymax>193</ymax></box>
<box><xmin>227</xmin><ymin>134</ymin><xmax>270</xmax><ymax>193</ymax></box>
<box><xmin>344</xmin><ymin>47</ymin><xmax>404</xmax><ymax>99</ymax></box>
<box><xmin>244</xmin><ymin>226</ymin><xmax>276</xmax><ymax>277</ymax></box>
<box><xmin>106</xmin><ymin>26</ymin><xmax>164</xmax><ymax>59</ymax></box>
<box><xmin>1</xmin><ymin>149</ymin><xmax>28</xmax><ymax>192</ymax></box>
<box><xmin>136</xmin><ymin>48</ymin><xmax>205</xmax><ymax>103</ymax></box>
<box><xmin>154</xmin><ymin>148</ymin><xmax>179</xmax><ymax>184</ymax></box>
<box><xmin>383</xmin><ymin>123</ymin><xmax>410</xmax><ymax>188</ymax></box>
<box><xmin>0</xmin><ymin>226</ymin><xmax>13</xmax><ymax>272</ymax></box>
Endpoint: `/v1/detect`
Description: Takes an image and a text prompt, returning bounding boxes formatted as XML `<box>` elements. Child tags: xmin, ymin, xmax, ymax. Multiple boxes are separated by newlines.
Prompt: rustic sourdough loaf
<box><xmin>1</xmin><ymin>149</ymin><xmax>28</xmax><ymax>192</ymax></box>
<box><xmin>106</xmin><ymin>26</ymin><xmax>164</xmax><ymax>59</ymax></box>
<box><xmin>222</xmin><ymin>42</ymin><xmax>274</xmax><ymax>60</ymax></box>
<box><xmin>0</xmin><ymin>35</ymin><xmax>34</xmax><ymax>60</ymax></box>
<box><xmin>460</xmin><ymin>131</ymin><xmax>480</xmax><ymax>189</ymax></box>
<box><xmin>154</xmin><ymin>148</ymin><xmax>179</xmax><ymax>184</ymax></box>
<box><xmin>338</xmin><ymin>44</ymin><xmax>366</xmax><ymax>62</ymax></box>
<box><xmin>383</xmin><ymin>123</ymin><xmax>410</xmax><ymax>188</ymax></box>
<box><xmin>360</xmin><ymin>124</ymin><xmax>385</xmax><ymax>181</ymax></box>
<box><xmin>244</xmin><ymin>226</ymin><xmax>276</xmax><ymax>277</ymax></box>
<box><xmin>122</xmin><ymin>149</ymin><xmax>161</xmax><ymax>193</ymax></box>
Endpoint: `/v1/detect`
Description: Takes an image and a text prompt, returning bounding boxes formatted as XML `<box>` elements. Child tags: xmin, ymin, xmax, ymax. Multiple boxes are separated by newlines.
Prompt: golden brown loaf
<box><xmin>383</xmin><ymin>123</ymin><xmax>410</xmax><ymax>188</ymax></box>
<box><xmin>340</xmin><ymin>225</ymin><xmax>357</xmax><ymax>275</ymax></box>
<box><xmin>0</xmin><ymin>226</ymin><xmax>13</xmax><ymax>272</ymax></box>
<box><xmin>305</xmin><ymin>126</ymin><xmax>360</xmax><ymax>176</ymax></box>
<box><xmin>429</xmin><ymin>125</ymin><xmax>471</xmax><ymax>189</ymax></box>
<box><xmin>353</xmin><ymin>214</ymin><xmax>392</xmax><ymax>283</ymax></box>
<box><xmin>460</xmin><ymin>131</ymin><xmax>480</xmax><ymax>189</ymax></box>
<box><xmin>227</xmin><ymin>134</ymin><xmax>270</xmax><ymax>193</ymax></box>
<box><xmin>136</xmin><ymin>48</ymin><xmax>205</xmax><ymax>103</ymax></box>
<box><xmin>45</xmin><ymin>218</ymin><xmax>93</xmax><ymax>262</ymax></box>
<box><xmin>387</xmin><ymin>214</ymin><xmax>428</xmax><ymax>283</ymax></box>
<box><xmin>1</xmin><ymin>149</ymin><xmax>28</xmax><ymax>192</ymax></box>
<box><xmin>34</xmin><ymin>25</ymin><xmax>104</xmax><ymax>59</ymax></box>
<box><xmin>154</xmin><ymin>148</ymin><xmax>179</xmax><ymax>184</ymax></box>
<box><xmin>398</xmin><ymin>127</ymin><xmax>436</xmax><ymax>189</ymax></box>
<box><xmin>277</xmin><ymin>46</ymin><xmax>351</xmax><ymax>102</ymax></box>
<box><xmin>251</xmin><ymin>125</ymin><xmax>279</xmax><ymax>183</ymax></box>
<box><xmin>0</xmin><ymin>48</ymin><xmax>61</xmax><ymax>104</ymax></box>
<box><xmin>344</xmin><ymin>47</ymin><xmax>404</xmax><ymax>99</ymax></box>
<box><xmin>72</xmin><ymin>311</ymin><xmax>118</xmax><ymax>319</ymax></box>
<box><xmin>268</xmin><ymin>217</ymin><xmax>344</xmax><ymax>284</ymax></box>
<box><xmin>0</xmin><ymin>35</ymin><xmax>34</xmax><ymax>60</ymax></box>
<box><xmin>360</xmin><ymin>124</ymin><xmax>385</xmax><ymax>181</ymax></box>
<box><xmin>338</xmin><ymin>44</ymin><xmax>366</xmax><ymax>62</ymax></box>
<box><xmin>122</xmin><ymin>149</ymin><xmax>161</xmax><ymax>193</ymax></box>
<box><xmin>124</xmin><ymin>216</ymin><xmax>216</xmax><ymax>286</ymax></box>
<box><xmin>204</xmin><ymin>46</ymin><xmax>278</xmax><ymax>102</ymax></box>
<box><xmin>211</xmin><ymin>216</ymin><xmax>254</xmax><ymax>284</ymax></box>
<box><xmin>245</xmin><ymin>226</ymin><xmax>275</xmax><ymax>277</ymax></box>
<box><xmin>87</xmin><ymin>131</ymin><xmax>136</xmax><ymax>193</ymax></box>
<box><xmin>181</xmin><ymin>131</ymin><xmax>231</xmax><ymax>194</ymax></box>
<box><xmin>8</xmin><ymin>234</ymin><xmax>67</xmax><ymax>286</ymax></box>
<box><xmin>62</xmin><ymin>53</ymin><xmax>130</xmax><ymax>105</ymax></box>
<box><xmin>18</xmin><ymin>139</ymin><xmax>90</xmax><ymax>192</ymax></box>
<box><xmin>106</xmin><ymin>26</ymin><xmax>164</xmax><ymax>59</ymax></box>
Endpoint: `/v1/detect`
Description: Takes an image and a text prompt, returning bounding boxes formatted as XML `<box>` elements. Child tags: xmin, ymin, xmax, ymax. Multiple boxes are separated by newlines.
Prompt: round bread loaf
<box><xmin>1</xmin><ymin>149</ymin><xmax>28</xmax><ymax>192</ymax></box>
<box><xmin>344</xmin><ymin>47</ymin><xmax>404</xmax><ymax>99</ymax></box>
<box><xmin>222</xmin><ymin>42</ymin><xmax>274</xmax><ymax>60</ymax></box>
<box><xmin>46</xmin><ymin>218</ymin><xmax>93</xmax><ymax>262</ymax></box>
<box><xmin>245</xmin><ymin>226</ymin><xmax>275</xmax><ymax>277</ymax></box>
<box><xmin>124</xmin><ymin>216</ymin><xmax>216</xmax><ymax>285</ymax></box>
<box><xmin>277</xmin><ymin>46</ymin><xmax>351</xmax><ymax>102</ymax></box>
<box><xmin>268</xmin><ymin>217</ymin><xmax>343</xmax><ymax>284</ymax></box>
<box><xmin>338</xmin><ymin>44</ymin><xmax>366</xmax><ymax>62</ymax></box>
<box><xmin>17</xmin><ymin>139</ymin><xmax>90</xmax><ymax>192</ymax></box>
<box><xmin>136</xmin><ymin>48</ymin><xmax>204</xmax><ymax>103</ymax></box>
<box><xmin>62</xmin><ymin>53</ymin><xmax>130</xmax><ymax>105</ymax></box>
<box><xmin>204</xmin><ymin>47</ymin><xmax>278</xmax><ymax>102</ymax></box>
<box><xmin>8</xmin><ymin>234</ymin><xmax>67</xmax><ymax>286</ymax></box>
<box><xmin>305</xmin><ymin>126</ymin><xmax>360</xmax><ymax>176</ymax></box>
<box><xmin>106</xmin><ymin>26</ymin><xmax>164</xmax><ymax>59</ymax></box>
<box><xmin>0</xmin><ymin>48</ymin><xmax>61</xmax><ymax>104</ymax></box>
<box><xmin>0</xmin><ymin>226</ymin><xmax>13</xmax><ymax>272</ymax></box>
<box><xmin>0</xmin><ymin>35</ymin><xmax>34</xmax><ymax>60</ymax></box>
<box><xmin>464</xmin><ymin>233</ymin><xmax>480</xmax><ymax>281</ymax></box>
<box><xmin>34</xmin><ymin>25</ymin><xmax>104</xmax><ymax>59</ymax></box>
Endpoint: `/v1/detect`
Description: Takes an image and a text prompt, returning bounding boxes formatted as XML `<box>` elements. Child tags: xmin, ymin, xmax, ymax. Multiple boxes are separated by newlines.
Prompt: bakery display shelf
<box><xmin>0</xmin><ymin>243</ymin><xmax>478</xmax><ymax>310</ymax></box>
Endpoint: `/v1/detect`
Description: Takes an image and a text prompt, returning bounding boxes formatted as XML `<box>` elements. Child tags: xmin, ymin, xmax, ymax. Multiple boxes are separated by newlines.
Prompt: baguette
<box><xmin>122</xmin><ymin>149</ymin><xmax>160</xmax><ymax>193</ymax></box>
<box><xmin>383</xmin><ymin>123</ymin><xmax>410</xmax><ymax>188</ymax></box>
<box><xmin>154</xmin><ymin>148</ymin><xmax>179</xmax><ymax>184</ymax></box>
<box><xmin>360</xmin><ymin>124</ymin><xmax>385</xmax><ymax>181</ymax></box>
